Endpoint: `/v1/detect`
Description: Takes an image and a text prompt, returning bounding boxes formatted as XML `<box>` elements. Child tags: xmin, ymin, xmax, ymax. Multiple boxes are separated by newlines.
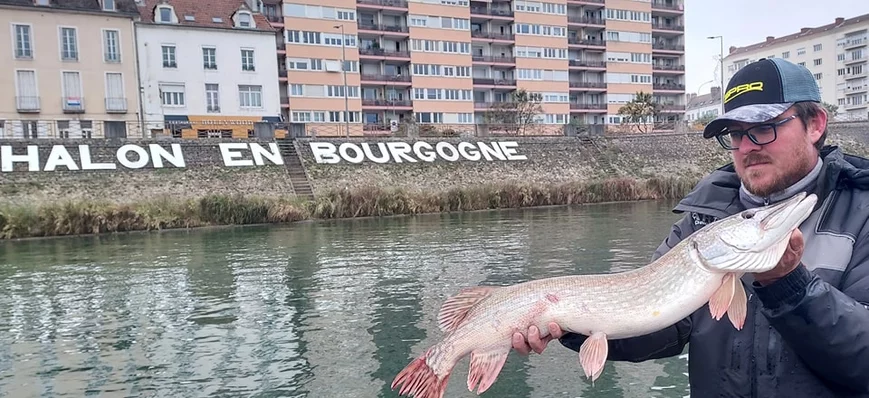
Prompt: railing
<box><xmin>844</xmin><ymin>38</ymin><xmax>867</xmax><ymax>48</ymax></box>
<box><xmin>279</xmin><ymin>69</ymin><xmax>288</xmax><ymax>78</ymax></box>
<box><xmin>356</xmin><ymin>0</ymin><xmax>408</xmax><ymax>7</ymax></box>
<box><xmin>653</xmin><ymin>83</ymin><xmax>685</xmax><ymax>90</ymax></box>
<box><xmin>570</xmin><ymin>103</ymin><xmax>607</xmax><ymax>110</ymax></box>
<box><xmin>657</xmin><ymin>104</ymin><xmax>686</xmax><ymax>111</ymax></box>
<box><xmin>568</xmin><ymin>0</ymin><xmax>604</xmax><ymax>3</ymax></box>
<box><xmin>570</xmin><ymin>81</ymin><xmax>607</xmax><ymax>89</ymax></box>
<box><xmin>569</xmin><ymin>59</ymin><xmax>606</xmax><ymax>68</ymax></box>
<box><xmin>569</xmin><ymin>37</ymin><xmax>606</xmax><ymax>46</ymax></box>
<box><xmin>105</xmin><ymin>97</ymin><xmax>127</xmax><ymax>112</ymax></box>
<box><xmin>361</xmin><ymin>99</ymin><xmax>413</xmax><ymax>107</ymax></box>
<box><xmin>472</xmin><ymin>77</ymin><xmax>516</xmax><ymax>86</ymax></box>
<box><xmin>472</xmin><ymin>55</ymin><xmax>515</xmax><ymax>63</ymax></box>
<box><xmin>361</xmin><ymin>74</ymin><xmax>412</xmax><ymax>82</ymax></box>
<box><xmin>471</xmin><ymin>30</ymin><xmax>515</xmax><ymax>40</ymax></box>
<box><xmin>652</xmin><ymin>64</ymin><xmax>686</xmax><ymax>71</ymax></box>
<box><xmin>469</xmin><ymin>7</ymin><xmax>514</xmax><ymax>17</ymax></box>
<box><xmin>280</xmin><ymin>96</ymin><xmax>290</xmax><ymax>105</ymax></box>
<box><xmin>474</xmin><ymin>101</ymin><xmax>505</xmax><ymax>109</ymax></box>
<box><xmin>16</xmin><ymin>96</ymin><xmax>40</xmax><ymax>112</ymax></box>
<box><xmin>265</xmin><ymin>15</ymin><xmax>282</xmax><ymax>23</ymax></box>
<box><xmin>359</xmin><ymin>48</ymin><xmax>411</xmax><ymax>58</ymax></box>
<box><xmin>651</xmin><ymin>22</ymin><xmax>684</xmax><ymax>31</ymax></box>
<box><xmin>568</xmin><ymin>16</ymin><xmax>604</xmax><ymax>25</ymax></box>
<box><xmin>357</xmin><ymin>22</ymin><xmax>409</xmax><ymax>33</ymax></box>
<box><xmin>652</xmin><ymin>42</ymin><xmax>685</xmax><ymax>51</ymax></box>
<box><xmin>651</xmin><ymin>1</ymin><xmax>683</xmax><ymax>11</ymax></box>
<box><xmin>62</xmin><ymin>97</ymin><xmax>85</xmax><ymax>113</ymax></box>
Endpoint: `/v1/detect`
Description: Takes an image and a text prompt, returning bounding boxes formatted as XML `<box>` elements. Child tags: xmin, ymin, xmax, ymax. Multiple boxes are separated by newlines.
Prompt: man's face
<box><xmin>719</xmin><ymin>107</ymin><xmax>825</xmax><ymax>198</ymax></box>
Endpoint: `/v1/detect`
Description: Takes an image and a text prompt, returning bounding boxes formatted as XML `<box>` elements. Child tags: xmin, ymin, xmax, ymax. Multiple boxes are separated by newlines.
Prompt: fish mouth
<box><xmin>757</xmin><ymin>192</ymin><xmax>817</xmax><ymax>234</ymax></box>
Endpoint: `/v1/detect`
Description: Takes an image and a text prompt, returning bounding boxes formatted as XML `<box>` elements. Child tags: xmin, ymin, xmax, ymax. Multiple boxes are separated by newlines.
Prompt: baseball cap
<box><xmin>703</xmin><ymin>58</ymin><xmax>822</xmax><ymax>138</ymax></box>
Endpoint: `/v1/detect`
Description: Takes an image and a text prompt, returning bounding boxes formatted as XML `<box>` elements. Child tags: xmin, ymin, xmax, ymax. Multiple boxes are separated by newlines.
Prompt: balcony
<box><xmin>652</xmin><ymin>42</ymin><xmax>685</xmax><ymax>52</ymax></box>
<box><xmin>844</xmin><ymin>55</ymin><xmax>867</xmax><ymax>65</ymax></box>
<box><xmin>472</xmin><ymin>55</ymin><xmax>515</xmax><ymax>63</ymax></box>
<box><xmin>651</xmin><ymin>1</ymin><xmax>684</xmax><ymax>11</ymax></box>
<box><xmin>569</xmin><ymin>37</ymin><xmax>606</xmax><ymax>47</ymax></box>
<box><xmin>568</xmin><ymin>0</ymin><xmax>604</xmax><ymax>3</ymax></box>
<box><xmin>472</xmin><ymin>77</ymin><xmax>516</xmax><ymax>86</ymax></box>
<box><xmin>265</xmin><ymin>15</ymin><xmax>282</xmax><ymax>23</ymax></box>
<box><xmin>568</xmin><ymin>16</ymin><xmax>604</xmax><ymax>25</ymax></box>
<box><xmin>470</xmin><ymin>7</ymin><xmax>514</xmax><ymax>18</ymax></box>
<box><xmin>105</xmin><ymin>97</ymin><xmax>128</xmax><ymax>113</ymax></box>
<box><xmin>359</xmin><ymin>48</ymin><xmax>411</xmax><ymax>59</ymax></box>
<box><xmin>362</xmin><ymin>99</ymin><xmax>413</xmax><ymax>107</ymax></box>
<box><xmin>570</xmin><ymin>81</ymin><xmax>607</xmax><ymax>89</ymax></box>
<box><xmin>471</xmin><ymin>30</ymin><xmax>515</xmax><ymax>41</ymax></box>
<box><xmin>356</xmin><ymin>0</ymin><xmax>408</xmax><ymax>8</ymax></box>
<box><xmin>844</xmin><ymin>38</ymin><xmax>867</xmax><ymax>50</ymax></box>
<box><xmin>657</xmin><ymin>104</ymin><xmax>686</xmax><ymax>111</ymax></box>
<box><xmin>62</xmin><ymin>97</ymin><xmax>85</xmax><ymax>113</ymax></box>
<box><xmin>653</xmin><ymin>64</ymin><xmax>685</xmax><ymax>71</ymax></box>
<box><xmin>474</xmin><ymin>101</ymin><xmax>502</xmax><ymax>109</ymax></box>
<box><xmin>651</xmin><ymin>22</ymin><xmax>684</xmax><ymax>31</ymax></box>
<box><xmin>360</xmin><ymin>74</ymin><xmax>412</xmax><ymax>83</ymax></box>
<box><xmin>357</xmin><ymin>22</ymin><xmax>409</xmax><ymax>34</ymax></box>
<box><xmin>16</xmin><ymin>96</ymin><xmax>40</xmax><ymax>112</ymax></box>
<box><xmin>569</xmin><ymin>103</ymin><xmax>607</xmax><ymax>110</ymax></box>
<box><xmin>653</xmin><ymin>83</ymin><xmax>685</xmax><ymax>91</ymax></box>
<box><xmin>280</xmin><ymin>96</ymin><xmax>290</xmax><ymax>106</ymax></box>
<box><xmin>569</xmin><ymin>59</ymin><xmax>606</xmax><ymax>68</ymax></box>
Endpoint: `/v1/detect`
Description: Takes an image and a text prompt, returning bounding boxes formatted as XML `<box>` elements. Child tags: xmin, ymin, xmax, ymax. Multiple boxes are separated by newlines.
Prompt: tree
<box><xmin>617</xmin><ymin>91</ymin><xmax>660</xmax><ymax>133</ymax></box>
<box><xmin>483</xmin><ymin>89</ymin><xmax>544</xmax><ymax>135</ymax></box>
<box><xmin>822</xmin><ymin>101</ymin><xmax>839</xmax><ymax>118</ymax></box>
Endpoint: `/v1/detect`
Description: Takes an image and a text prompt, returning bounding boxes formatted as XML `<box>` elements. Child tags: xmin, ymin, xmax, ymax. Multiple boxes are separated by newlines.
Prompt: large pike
<box><xmin>392</xmin><ymin>192</ymin><xmax>818</xmax><ymax>398</ymax></box>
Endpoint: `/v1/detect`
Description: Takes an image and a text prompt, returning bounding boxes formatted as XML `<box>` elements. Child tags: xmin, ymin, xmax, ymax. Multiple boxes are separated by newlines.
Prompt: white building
<box><xmin>723</xmin><ymin>13</ymin><xmax>869</xmax><ymax>121</ymax></box>
<box><xmin>685</xmin><ymin>87</ymin><xmax>722</xmax><ymax>124</ymax></box>
<box><xmin>135</xmin><ymin>0</ymin><xmax>282</xmax><ymax>138</ymax></box>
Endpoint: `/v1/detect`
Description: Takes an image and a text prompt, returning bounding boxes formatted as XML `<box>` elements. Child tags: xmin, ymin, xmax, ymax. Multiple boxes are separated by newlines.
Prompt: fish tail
<box><xmin>391</xmin><ymin>347</ymin><xmax>452</xmax><ymax>398</ymax></box>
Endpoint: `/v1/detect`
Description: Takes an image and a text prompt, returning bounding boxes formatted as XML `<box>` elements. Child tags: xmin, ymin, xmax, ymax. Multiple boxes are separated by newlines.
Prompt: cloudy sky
<box><xmin>684</xmin><ymin>0</ymin><xmax>869</xmax><ymax>95</ymax></box>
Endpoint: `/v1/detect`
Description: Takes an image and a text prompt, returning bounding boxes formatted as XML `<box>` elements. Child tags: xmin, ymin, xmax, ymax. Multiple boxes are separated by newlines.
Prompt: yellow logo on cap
<box><xmin>724</xmin><ymin>81</ymin><xmax>764</xmax><ymax>103</ymax></box>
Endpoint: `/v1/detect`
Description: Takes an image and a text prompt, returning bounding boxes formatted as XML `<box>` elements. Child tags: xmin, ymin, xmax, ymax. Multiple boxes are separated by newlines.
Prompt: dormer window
<box><xmin>157</xmin><ymin>5</ymin><xmax>177</xmax><ymax>23</ymax></box>
<box><xmin>34</xmin><ymin>0</ymin><xmax>49</xmax><ymax>5</ymax></box>
<box><xmin>237</xmin><ymin>12</ymin><xmax>252</xmax><ymax>28</ymax></box>
<box><xmin>103</xmin><ymin>0</ymin><xmax>115</xmax><ymax>11</ymax></box>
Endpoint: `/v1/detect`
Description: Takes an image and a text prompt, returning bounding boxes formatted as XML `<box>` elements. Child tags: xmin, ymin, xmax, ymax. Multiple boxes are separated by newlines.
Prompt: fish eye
<box><xmin>741</xmin><ymin>210</ymin><xmax>755</xmax><ymax>219</ymax></box>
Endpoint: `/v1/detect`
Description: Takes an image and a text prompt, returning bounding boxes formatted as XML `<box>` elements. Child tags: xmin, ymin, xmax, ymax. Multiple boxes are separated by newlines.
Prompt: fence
<box><xmin>285</xmin><ymin>122</ymin><xmax>607</xmax><ymax>138</ymax></box>
<box><xmin>0</xmin><ymin>118</ymin><xmax>148</xmax><ymax>140</ymax></box>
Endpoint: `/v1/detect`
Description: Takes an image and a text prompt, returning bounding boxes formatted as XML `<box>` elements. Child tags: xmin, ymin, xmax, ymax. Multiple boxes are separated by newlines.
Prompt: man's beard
<box><xmin>739</xmin><ymin>149</ymin><xmax>814</xmax><ymax>198</ymax></box>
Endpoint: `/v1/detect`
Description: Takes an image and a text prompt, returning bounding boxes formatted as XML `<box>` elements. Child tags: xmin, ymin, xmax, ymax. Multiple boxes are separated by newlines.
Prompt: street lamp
<box><xmin>708</xmin><ymin>35</ymin><xmax>725</xmax><ymax>116</ymax></box>
<box><xmin>335</xmin><ymin>24</ymin><xmax>350</xmax><ymax>137</ymax></box>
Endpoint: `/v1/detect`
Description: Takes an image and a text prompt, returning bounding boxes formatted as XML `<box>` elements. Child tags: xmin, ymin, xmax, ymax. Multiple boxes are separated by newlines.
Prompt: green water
<box><xmin>0</xmin><ymin>200</ymin><xmax>691</xmax><ymax>398</ymax></box>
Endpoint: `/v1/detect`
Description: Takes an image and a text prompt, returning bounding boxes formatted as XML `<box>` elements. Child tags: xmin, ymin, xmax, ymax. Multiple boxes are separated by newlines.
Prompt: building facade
<box><xmin>685</xmin><ymin>86</ymin><xmax>721</xmax><ymax>128</ymax></box>
<box><xmin>136</xmin><ymin>0</ymin><xmax>283</xmax><ymax>139</ymax></box>
<box><xmin>262</xmin><ymin>0</ymin><xmax>686</xmax><ymax>136</ymax></box>
<box><xmin>0</xmin><ymin>0</ymin><xmax>142</xmax><ymax>139</ymax></box>
<box><xmin>723</xmin><ymin>13</ymin><xmax>869</xmax><ymax>121</ymax></box>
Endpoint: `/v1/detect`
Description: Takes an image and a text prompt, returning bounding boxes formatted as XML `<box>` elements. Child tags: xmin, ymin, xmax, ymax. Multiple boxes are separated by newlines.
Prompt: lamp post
<box><xmin>708</xmin><ymin>35</ymin><xmax>725</xmax><ymax>116</ymax></box>
<box><xmin>335</xmin><ymin>24</ymin><xmax>350</xmax><ymax>137</ymax></box>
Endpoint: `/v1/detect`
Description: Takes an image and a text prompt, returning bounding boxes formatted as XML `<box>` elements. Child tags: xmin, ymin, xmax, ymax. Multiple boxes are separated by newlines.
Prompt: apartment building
<box><xmin>685</xmin><ymin>86</ymin><xmax>721</xmax><ymax>123</ymax></box>
<box><xmin>136</xmin><ymin>0</ymin><xmax>283</xmax><ymax>139</ymax></box>
<box><xmin>723</xmin><ymin>13</ymin><xmax>869</xmax><ymax>121</ymax></box>
<box><xmin>269</xmin><ymin>0</ymin><xmax>686</xmax><ymax>135</ymax></box>
<box><xmin>0</xmin><ymin>0</ymin><xmax>141</xmax><ymax>139</ymax></box>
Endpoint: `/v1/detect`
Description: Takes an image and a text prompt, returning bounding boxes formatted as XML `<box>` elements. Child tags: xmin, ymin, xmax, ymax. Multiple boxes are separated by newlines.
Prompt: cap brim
<box><xmin>702</xmin><ymin>103</ymin><xmax>793</xmax><ymax>138</ymax></box>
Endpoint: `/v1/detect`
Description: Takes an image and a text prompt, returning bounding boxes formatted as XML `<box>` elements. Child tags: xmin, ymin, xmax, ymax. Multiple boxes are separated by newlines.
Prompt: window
<box><xmin>814</xmin><ymin>73</ymin><xmax>822</xmax><ymax>80</ymax></box>
<box><xmin>105</xmin><ymin>73</ymin><xmax>125</xmax><ymax>111</ymax></box>
<box><xmin>290</xmin><ymin>84</ymin><xmax>304</xmax><ymax>96</ymax></box>
<box><xmin>797</xmin><ymin>47</ymin><xmax>805</xmax><ymax>55</ymax></box>
<box><xmin>782</xmin><ymin>51</ymin><xmax>790</xmax><ymax>58</ymax></box>
<box><xmin>61</xmin><ymin>71</ymin><xmax>83</xmax><ymax>110</ymax></box>
<box><xmin>159</xmin><ymin>6</ymin><xmax>173</xmax><ymax>22</ymax></box>
<box><xmin>203</xmin><ymin>47</ymin><xmax>217</xmax><ymax>69</ymax></box>
<box><xmin>237</xmin><ymin>12</ymin><xmax>252</xmax><ymax>28</ymax></box>
<box><xmin>103</xmin><ymin>0</ymin><xmax>115</xmax><ymax>11</ymax></box>
<box><xmin>15</xmin><ymin>70</ymin><xmax>39</xmax><ymax>110</ymax></box>
<box><xmin>814</xmin><ymin>44</ymin><xmax>822</xmax><ymax>52</ymax></box>
<box><xmin>160</xmin><ymin>83</ymin><xmax>185</xmax><ymax>106</ymax></box>
<box><xmin>814</xmin><ymin>58</ymin><xmax>822</xmax><ymax>66</ymax></box>
<box><xmin>239</xmin><ymin>85</ymin><xmax>262</xmax><ymax>108</ymax></box>
<box><xmin>162</xmin><ymin>45</ymin><xmax>176</xmax><ymax>68</ymax></box>
<box><xmin>60</xmin><ymin>27</ymin><xmax>78</xmax><ymax>60</ymax></box>
<box><xmin>13</xmin><ymin>24</ymin><xmax>32</xmax><ymax>59</ymax></box>
<box><xmin>103</xmin><ymin>30</ymin><xmax>120</xmax><ymax>62</ymax></box>
<box><xmin>205</xmin><ymin>84</ymin><xmax>219</xmax><ymax>112</ymax></box>
<box><xmin>241</xmin><ymin>49</ymin><xmax>255</xmax><ymax>71</ymax></box>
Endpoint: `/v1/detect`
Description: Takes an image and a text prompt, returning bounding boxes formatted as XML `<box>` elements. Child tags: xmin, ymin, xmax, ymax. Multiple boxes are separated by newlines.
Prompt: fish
<box><xmin>391</xmin><ymin>192</ymin><xmax>818</xmax><ymax>398</ymax></box>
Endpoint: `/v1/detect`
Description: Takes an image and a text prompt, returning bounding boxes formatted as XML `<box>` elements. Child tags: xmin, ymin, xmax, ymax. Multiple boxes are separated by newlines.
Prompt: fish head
<box><xmin>690</xmin><ymin>192</ymin><xmax>817</xmax><ymax>272</ymax></box>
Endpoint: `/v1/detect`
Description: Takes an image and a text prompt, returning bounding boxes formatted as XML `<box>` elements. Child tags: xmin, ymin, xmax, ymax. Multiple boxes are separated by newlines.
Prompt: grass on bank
<box><xmin>0</xmin><ymin>176</ymin><xmax>699</xmax><ymax>239</ymax></box>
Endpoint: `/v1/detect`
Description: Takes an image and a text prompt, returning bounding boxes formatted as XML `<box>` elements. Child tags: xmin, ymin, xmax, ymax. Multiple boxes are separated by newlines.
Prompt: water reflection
<box><xmin>0</xmin><ymin>200</ymin><xmax>690</xmax><ymax>398</ymax></box>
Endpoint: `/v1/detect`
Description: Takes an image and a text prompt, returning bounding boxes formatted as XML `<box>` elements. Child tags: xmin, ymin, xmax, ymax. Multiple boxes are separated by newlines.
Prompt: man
<box><xmin>511</xmin><ymin>57</ymin><xmax>869</xmax><ymax>396</ymax></box>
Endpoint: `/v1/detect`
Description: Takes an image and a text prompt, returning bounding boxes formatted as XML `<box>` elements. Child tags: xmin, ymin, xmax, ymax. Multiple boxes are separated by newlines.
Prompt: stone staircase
<box><xmin>276</xmin><ymin>138</ymin><xmax>315</xmax><ymax>200</ymax></box>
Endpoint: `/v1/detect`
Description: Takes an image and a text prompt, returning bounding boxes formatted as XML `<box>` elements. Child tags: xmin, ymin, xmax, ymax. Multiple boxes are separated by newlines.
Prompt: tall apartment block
<box><xmin>261</xmin><ymin>0</ymin><xmax>685</xmax><ymax>136</ymax></box>
<box><xmin>723</xmin><ymin>14</ymin><xmax>869</xmax><ymax>121</ymax></box>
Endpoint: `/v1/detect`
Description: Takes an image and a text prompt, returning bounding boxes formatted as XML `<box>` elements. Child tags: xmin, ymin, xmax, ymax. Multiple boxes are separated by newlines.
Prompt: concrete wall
<box><xmin>1</xmin><ymin>122</ymin><xmax>866</xmax><ymax>205</ymax></box>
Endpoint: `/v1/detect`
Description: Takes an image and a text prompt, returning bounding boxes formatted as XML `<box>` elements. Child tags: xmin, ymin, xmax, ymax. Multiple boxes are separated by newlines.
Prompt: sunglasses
<box><xmin>715</xmin><ymin>115</ymin><xmax>798</xmax><ymax>150</ymax></box>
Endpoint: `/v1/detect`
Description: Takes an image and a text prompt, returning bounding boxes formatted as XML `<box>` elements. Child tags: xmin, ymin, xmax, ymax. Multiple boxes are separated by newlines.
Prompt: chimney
<box><xmin>710</xmin><ymin>87</ymin><xmax>721</xmax><ymax>97</ymax></box>
<box><xmin>836</xmin><ymin>17</ymin><xmax>845</xmax><ymax>24</ymax></box>
<box><xmin>766</xmin><ymin>36</ymin><xmax>775</xmax><ymax>42</ymax></box>
<box><xmin>729</xmin><ymin>46</ymin><xmax>737</xmax><ymax>54</ymax></box>
<box><xmin>801</xmin><ymin>28</ymin><xmax>811</xmax><ymax>33</ymax></box>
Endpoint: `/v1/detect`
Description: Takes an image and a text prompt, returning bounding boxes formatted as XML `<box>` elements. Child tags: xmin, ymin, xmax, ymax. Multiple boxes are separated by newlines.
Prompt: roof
<box><xmin>687</xmin><ymin>92</ymin><xmax>721</xmax><ymax>111</ymax></box>
<box><xmin>0</xmin><ymin>0</ymin><xmax>139</xmax><ymax>16</ymax></box>
<box><xmin>727</xmin><ymin>13</ymin><xmax>869</xmax><ymax>58</ymax></box>
<box><xmin>138</xmin><ymin>0</ymin><xmax>275</xmax><ymax>32</ymax></box>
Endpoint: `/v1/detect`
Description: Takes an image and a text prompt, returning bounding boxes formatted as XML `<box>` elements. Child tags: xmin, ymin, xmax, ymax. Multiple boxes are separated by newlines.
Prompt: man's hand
<box><xmin>754</xmin><ymin>228</ymin><xmax>805</xmax><ymax>286</ymax></box>
<box><xmin>511</xmin><ymin>322</ymin><xmax>564</xmax><ymax>355</ymax></box>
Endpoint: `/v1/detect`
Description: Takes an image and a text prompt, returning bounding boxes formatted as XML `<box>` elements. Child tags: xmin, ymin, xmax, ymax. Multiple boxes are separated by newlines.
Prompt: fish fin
<box><xmin>726</xmin><ymin>273</ymin><xmax>748</xmax><ymax>330</ymax></box>
<box><xmin>392</xmin><ymin>347</ymin><xmax>451</xmax><ymax>398</ymax></box>
<box><xmin>437</xmin><ymin>286</ymin><xmax>496</xmax><ymax>333</ymax></box>
<box><xmin>709</xmin><ymin>273</ymin><xmax>736</xmax><ymax>321</ymax></box>
<box><xmin>578</xmin><ymin>332</ymin><xmax>608</xmax><ymax>385</ymax></box>
<box><xmin>466</xmin><ymin>349</ymin><xmax>509</xmax><ymax>394</ymax></box>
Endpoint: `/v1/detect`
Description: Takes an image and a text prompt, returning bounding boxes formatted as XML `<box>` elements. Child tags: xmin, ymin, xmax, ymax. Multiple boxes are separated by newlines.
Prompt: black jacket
<box><xmin>560</xmin><ymin>146</ymin><xmax>869</xmax><ymax>397</ymax></box>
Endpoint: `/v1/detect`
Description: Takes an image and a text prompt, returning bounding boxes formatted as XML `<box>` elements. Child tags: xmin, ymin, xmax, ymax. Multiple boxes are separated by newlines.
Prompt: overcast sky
<box><xmin>685</xmin><ymin>0</ymin><xmax>869</xmax><ymax>95</ymax></box>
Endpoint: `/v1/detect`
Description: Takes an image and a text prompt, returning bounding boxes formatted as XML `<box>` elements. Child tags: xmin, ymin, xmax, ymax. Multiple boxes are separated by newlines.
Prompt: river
<box><xmin>0</xmin><ymin>200</ymin><xmax>691</xmax><ymax>398</ymax></box>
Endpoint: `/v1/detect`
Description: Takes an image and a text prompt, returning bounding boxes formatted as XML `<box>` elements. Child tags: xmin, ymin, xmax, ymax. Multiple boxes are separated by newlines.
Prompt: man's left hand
<box><xmin>754</xmin><ymin>228</ymin><xmax>805</xmax><ymax>286</ymax></box>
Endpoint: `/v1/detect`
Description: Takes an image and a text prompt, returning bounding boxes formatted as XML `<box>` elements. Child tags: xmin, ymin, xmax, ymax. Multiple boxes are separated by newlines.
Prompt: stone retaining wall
<box><xmin>1</xmin><ymin>122</ymin><xmax>866</xmax><ymax>205</ymax></box>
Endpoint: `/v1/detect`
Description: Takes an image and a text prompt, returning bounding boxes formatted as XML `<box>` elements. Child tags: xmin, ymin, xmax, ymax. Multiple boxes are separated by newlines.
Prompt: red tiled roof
<box><xmin>139</xmin><ymin>0</ymin><xmax>275</xmax><ymax>32</ymax></box>
<box><xmin>727</xmin><ymin>13</ymin><xmax>869</xmax><ymax>57</ymax></box>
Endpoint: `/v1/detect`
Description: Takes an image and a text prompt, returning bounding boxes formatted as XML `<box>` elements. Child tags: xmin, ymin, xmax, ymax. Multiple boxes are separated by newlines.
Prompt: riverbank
<box><xmin>1</xmin><ymin>122</ymin><xmax>867</xmax><ymax>239</ymax></box>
